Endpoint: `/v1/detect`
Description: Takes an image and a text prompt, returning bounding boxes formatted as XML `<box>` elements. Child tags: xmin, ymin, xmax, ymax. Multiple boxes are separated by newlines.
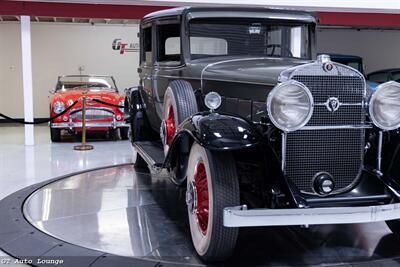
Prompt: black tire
<box><xmin>109</xmin><ymin>129</ymin><xmax>118</xmax><ymax>141</ymax></box>
<box><xmin>120</xmin><ymin>127</ymin><xmax>129</xmax><ymax>140</ymax></box>
<box><xmin>162</xmin><ymin>80</ymin><xmax>198</xmax><ymax>156</ymax></box>
<box><xmin>186</xmin><ymin>143</ymin><xmax>239</xmax><ymax>262</ymax></box>
<box><xmin>50</xmin><ymin>128</ymin><xmax>61</xmax><ymax>142</ymax></box>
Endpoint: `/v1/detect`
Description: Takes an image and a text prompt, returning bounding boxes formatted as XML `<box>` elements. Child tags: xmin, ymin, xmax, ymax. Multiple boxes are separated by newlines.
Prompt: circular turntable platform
<box><xmin>1</xmin><ymin>164</ymin><xmax>400</xmax><ymax>266</ymax></box>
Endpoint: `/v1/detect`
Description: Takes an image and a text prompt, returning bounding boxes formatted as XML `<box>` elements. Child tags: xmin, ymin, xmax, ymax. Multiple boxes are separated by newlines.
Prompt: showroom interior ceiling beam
<box><xmin>0</xmin><ymin>15</ymin><xmax>139</xmax><ymax>25</ymax></box>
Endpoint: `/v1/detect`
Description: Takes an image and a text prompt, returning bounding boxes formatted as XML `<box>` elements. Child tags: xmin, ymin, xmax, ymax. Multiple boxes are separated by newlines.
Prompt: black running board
<box><xmin>133</xmin><ymin>141</ymin><xmax>165</xmax><ymax>171</ymax></box>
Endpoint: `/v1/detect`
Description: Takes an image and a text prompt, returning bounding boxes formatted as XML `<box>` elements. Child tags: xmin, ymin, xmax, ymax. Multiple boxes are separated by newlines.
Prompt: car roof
<box><xmin>143</xmin><ymin>6</ymin><xmax>317</xmax><ymax>23</ymax></box>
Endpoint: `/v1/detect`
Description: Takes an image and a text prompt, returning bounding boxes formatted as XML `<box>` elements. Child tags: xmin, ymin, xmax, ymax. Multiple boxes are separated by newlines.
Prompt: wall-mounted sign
<box><xmin>112</xmin><ymin>39</ymin><xmax>139</xmax><ymax>54</ymax></box>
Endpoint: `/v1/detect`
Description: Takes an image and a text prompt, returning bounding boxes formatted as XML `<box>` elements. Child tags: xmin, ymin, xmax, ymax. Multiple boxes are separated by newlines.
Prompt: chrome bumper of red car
<box><xmin>223</xmin><ymin>203</ymin><xmax>400</xmax><ymax>227</ymax></box>
<box><xmin>50</xmin><ymin>121</ymin><xmax>128</xmax><ymax>129</ymax></box>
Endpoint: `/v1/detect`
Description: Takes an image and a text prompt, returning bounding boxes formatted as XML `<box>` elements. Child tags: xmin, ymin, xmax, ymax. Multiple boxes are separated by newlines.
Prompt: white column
<box><xmin>21</xmin><ymin>16</ymin><xmax>34</xmax><ymax>146</ymax></box>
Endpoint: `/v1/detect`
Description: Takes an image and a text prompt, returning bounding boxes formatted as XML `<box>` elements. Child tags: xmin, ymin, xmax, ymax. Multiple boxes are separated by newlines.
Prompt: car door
<box><xmin>138</xmin><ymin>22</ymin><xmax>160</xmax><ymax>130</ymax></box>
<box><xmin>152</xmin><ymin>18</ymin><xmax>185</xmax><ymax>121</ymax></box>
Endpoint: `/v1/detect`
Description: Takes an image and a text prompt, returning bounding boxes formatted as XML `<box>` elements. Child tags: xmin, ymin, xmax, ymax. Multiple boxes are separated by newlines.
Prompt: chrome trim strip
<box><xmin>281</xmin><ymin>132</ymin><xmax>286</xmax><ymax>171</ymax></box>
<box><xmin>377</xmin><ymin>131</ymin><xmax>383</xmax><ymax>172</ymax></box>
<box><xmin>50</xmin><ymin>122</ymin><xmax>128</xmax><ymax>128</ymax></box>
<box><xmin>314</xmin><ymin>102</ymin><xmax>363</xmax><ymax>106</ymax></box>
<box><xmin>70</xmin><ymin>107</ymin><xmax>114</xmax><ymax>114</ymax></box>
<box><xmin>301</xmin><ymin>125</ymin><xmax>372</xmax><ymax>130</ymax></box>
<box><xmin>223</xmin><ymin>203</ymin><xmax>400</xmax><ymax>227</ymax></box>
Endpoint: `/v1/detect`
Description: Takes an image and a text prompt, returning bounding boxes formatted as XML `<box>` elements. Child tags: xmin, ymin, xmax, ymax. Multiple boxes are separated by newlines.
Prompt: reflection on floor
<box><xmin>23</xmin><ymin>165</ymin><xmax>400</xmax><ymax>266</ymax></box>
<box><xmin>0</xmin><ymin>125</ymin><xmax>132</xmax><ymax>264</ymax></box>
<box><xmin>0</xmin><ymin>125</ymin><xmax>131</xmax><ymax>201</ymax></box>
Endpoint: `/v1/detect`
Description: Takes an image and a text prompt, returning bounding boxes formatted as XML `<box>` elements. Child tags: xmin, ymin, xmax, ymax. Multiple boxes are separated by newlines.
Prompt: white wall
<box><xmin>2</xmin><ymin>22</ymin><xmax>400</xmax><ymax>118</ymax></box>
<box><xmin>0</xmin><ymin>22</ymin><xmax>139</xmax><ymax>118</ymax></box>
<box><xmin>317</xmin><ymin>28</ymin><xmax>400</xmax><ymax>74</ymax></box>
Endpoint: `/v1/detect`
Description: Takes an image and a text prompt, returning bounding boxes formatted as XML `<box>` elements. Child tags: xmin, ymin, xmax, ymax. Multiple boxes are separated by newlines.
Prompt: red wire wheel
<box><xmin>165</xmin><ymin>105</ymin><xmax>176</xmax><ymax>145</ymax></box>
<box><xmin>194</xmin><ymin>160</ymin><xmax>209</xmax><ymax>235</ymax></box>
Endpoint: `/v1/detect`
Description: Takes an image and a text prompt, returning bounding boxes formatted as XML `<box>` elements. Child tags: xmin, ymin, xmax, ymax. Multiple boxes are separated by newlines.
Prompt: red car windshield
<box><xmin>56</xmin><ymin>76</ymin><xmax>117</xmax><ymax>91</ymax></box>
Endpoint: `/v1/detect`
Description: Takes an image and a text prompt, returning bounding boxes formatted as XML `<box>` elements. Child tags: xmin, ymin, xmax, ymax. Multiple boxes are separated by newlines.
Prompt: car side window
<box><xmin>156</xmin><ymin>23</ymin><xmax>181</xmax><ymax>66</ymax></box>
<box><xmin>391</xmin><ymin>71</ymin><xmax>400</xmax><ymax>82</ymax></box>
<box><xmin>368</xmin><ymin>72</ymin><xmax>389</xmax><ymax>83</ymax></box>
<box><xmin>142</xmin><ymin>26</ymin><xmax>153</xmax><ymax>65</ymax></box>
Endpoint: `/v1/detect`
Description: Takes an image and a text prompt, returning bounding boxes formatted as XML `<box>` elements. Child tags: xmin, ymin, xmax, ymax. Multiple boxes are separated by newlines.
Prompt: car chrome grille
<box><xmin>70</xmin><ymin>108</ymin><xmax>114</xmax><ymax>120</ymax></box>
<box><xmin>285</xmin><ymin>129</ymin><xmax>364</xmax><ymax>193</ymax></box>
<box><xmin>293</xmin><ymin>75</ymin><xmax>365</xmax><ymax>126</ymax></box>
<box><xmin>283</xmin><ymin>63</ymin><xmax>366</xmax><ymax>194</ymax></box>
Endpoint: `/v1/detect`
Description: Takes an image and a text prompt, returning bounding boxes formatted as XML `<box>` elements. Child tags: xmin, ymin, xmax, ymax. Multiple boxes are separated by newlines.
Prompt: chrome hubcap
<box><xmin>186</xmin><ymin>181</ymin><xmax>197</xmax><ymax>214</ymax></box>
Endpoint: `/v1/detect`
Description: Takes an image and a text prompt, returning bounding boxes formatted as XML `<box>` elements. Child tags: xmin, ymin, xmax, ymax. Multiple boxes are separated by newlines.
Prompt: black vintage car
<box><xmin>126</xmin><ymin>7</ymin><xmax>400</xmax><ymax>262</ymax></box>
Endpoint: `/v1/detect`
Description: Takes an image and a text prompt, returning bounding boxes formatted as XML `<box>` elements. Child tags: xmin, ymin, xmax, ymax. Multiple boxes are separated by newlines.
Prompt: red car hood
<box><xmin>52</xmin><ymin>89</ymin><xmax>122</xmax><ymax>104</ymax></box>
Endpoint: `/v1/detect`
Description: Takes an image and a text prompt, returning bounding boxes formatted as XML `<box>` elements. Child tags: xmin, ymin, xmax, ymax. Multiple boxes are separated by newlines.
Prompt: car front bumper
<box><xmin>50</xmin><ymin>121</ymin><xmax>128</xmax><ymax>129</ymax></box>
<box><xmin>223</xmin><ymin>203</ymin><xmax>400</xmax><ymax>227</ymax></box>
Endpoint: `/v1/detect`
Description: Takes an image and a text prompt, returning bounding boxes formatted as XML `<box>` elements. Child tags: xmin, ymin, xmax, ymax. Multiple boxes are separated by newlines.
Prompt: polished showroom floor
<box><xmin>0</xmin><ymin>125</ymin><xmax>131</xmax><ymax>265</ymax></box>
<box><xmin>23</xmin><ymin>165</ymin><xmax>400</xmax><ymax>266</ymax></box>
<box><xmin>3</xmin><ymin>125</ymin><xmax>400</xmax><ymax>266</ymax></box>
<box><xmin>0</xmin><ymin>125</ymin><xmax>131</xmax><ymax>201</ymax></box>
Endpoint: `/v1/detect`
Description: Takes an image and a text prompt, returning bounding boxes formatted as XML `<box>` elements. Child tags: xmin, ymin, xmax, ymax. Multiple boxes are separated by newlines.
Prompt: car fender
<box><xmin>164</xmin><ymin>112</ymin><xmax>264</xmax><ymax>169</ymax></box>
<box><xmin>178</xmin><ymin>112</ymin><xmax>263</xmax><ymax>151</ymax></box>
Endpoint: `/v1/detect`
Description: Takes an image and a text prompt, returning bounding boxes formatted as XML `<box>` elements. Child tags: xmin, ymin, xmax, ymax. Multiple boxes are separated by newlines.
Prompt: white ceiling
<box><xmin>0</xmin><ymin>16</ymin><xmax>139</xmax><ymax>24</ymax></box>
<box><xmin>20</xmin><ymin>0</ymin><xmax>400</xmax><ymax>13</ymax></box>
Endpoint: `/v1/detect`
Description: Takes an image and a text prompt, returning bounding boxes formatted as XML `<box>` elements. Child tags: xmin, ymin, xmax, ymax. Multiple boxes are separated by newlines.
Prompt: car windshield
<box><xmin>189</xmin><ymin>18</ymin><xmax>312</xmax><ymax>60</ymax></box>
<box><xmin>56</xmin><ymin>76</ymin><xmax>117</xmax><ymax>91</ymax></box>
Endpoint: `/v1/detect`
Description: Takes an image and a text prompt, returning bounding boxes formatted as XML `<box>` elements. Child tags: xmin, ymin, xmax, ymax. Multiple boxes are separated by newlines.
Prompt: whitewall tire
<box><xmin>186</xmin><ymin>143</ymin><xmax>240</xmax><ymax>261</ymax></box>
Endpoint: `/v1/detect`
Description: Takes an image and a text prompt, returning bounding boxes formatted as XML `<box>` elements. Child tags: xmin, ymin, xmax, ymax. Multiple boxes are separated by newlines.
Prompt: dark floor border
<box><xmin>0</xmin><ymin>164</ymin><xmax>196</xmax><ymax>267</ymax></box>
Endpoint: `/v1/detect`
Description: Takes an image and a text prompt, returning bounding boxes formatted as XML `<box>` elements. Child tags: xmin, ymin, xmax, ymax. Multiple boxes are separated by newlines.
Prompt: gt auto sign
<box><xmin>112</xmin><ymin>39</ymin><xmax>139</xmax><ymax>54</ymax></box>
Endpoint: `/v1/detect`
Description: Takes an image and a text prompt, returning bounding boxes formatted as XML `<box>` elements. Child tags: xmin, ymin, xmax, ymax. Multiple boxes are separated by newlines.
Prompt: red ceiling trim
<box><xmin>319</xmin><ymin>12</ymin><xmax>400</xmax><ymax>27</ymax></box>
<box><xmin>1</xmin><ymin>1</ymin><xmax>400</xmax><ymax>27</ymax></box>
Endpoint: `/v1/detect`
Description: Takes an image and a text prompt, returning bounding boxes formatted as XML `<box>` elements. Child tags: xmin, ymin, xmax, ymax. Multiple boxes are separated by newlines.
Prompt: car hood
<box><xmin>52</xmin><ymin>89</ymin><xmax>123</xmax><ymax>104</ymax></box>
<box><xmin>192</xmin><ymin>57</ymin><xmax>311</xmax><ymax>86</ymax></box>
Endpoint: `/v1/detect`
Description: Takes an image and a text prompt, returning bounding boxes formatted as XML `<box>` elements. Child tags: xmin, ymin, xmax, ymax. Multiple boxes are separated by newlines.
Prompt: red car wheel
<box><xmin>186</xmin><ymin>143</ymin><xmax>239</xmax><ymax>262</ymax></box>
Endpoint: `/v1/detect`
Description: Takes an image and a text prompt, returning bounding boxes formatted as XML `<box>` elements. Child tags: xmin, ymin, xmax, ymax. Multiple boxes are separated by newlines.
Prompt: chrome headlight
<box><xmin>119</xmin><ymin>100</ymin><xmax>125</xmax><ymax>113</ymax></box>
<box><xmin>204</xmin><ymin>92</ymin><xmax>222</xmax><ymax>111</ymax></box>
<box><xmin>267</xmin><ymin>81</ymin><xmax>314</xmax><ymax>132</ymax></box>
<box><xmin>53</xmin><ymin>101</ymin><xmax>65</xmax><ymax>114</ymax></box>
<box><xmin>369</xmin><ymin>81</ymin><xmax>400</xmax><ymax>130</ymax></box>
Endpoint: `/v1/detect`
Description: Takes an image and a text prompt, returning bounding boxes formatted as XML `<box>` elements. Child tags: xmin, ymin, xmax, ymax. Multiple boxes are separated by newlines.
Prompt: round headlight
<box><xmin>369</xmin><ymin>81</ymin><xmax>400</xmax><ymax>130</ymax></box>
<box><xmin>267</xmin><ymin>81</ymin><xmax>314</xmax><ymax>132</ymax></box>
<box><xmin>204</xmin><ymin>92</ymin><xmax>222</xmax><ymax>111</ymax></box>
<box><xmin>53</xmin><ymin>101</ymin><xmax>65</xmax><ymax>114</ymax></box>
<box><xmin>119</xmin><ymin>100</ymin><xmax>125</xmax><ymax>113</ymax></box>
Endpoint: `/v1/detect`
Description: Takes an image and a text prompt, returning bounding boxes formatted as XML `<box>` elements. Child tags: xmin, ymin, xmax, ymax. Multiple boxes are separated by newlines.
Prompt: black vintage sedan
<box><xmin>126</xmin><ymin>6</ymin><xmax>400</xmax><ymax>262</ymax></box>
<box><xmin>367</xmin><ymin>68</ymin><xmax>400</xmax><ymax>84</ymax></box>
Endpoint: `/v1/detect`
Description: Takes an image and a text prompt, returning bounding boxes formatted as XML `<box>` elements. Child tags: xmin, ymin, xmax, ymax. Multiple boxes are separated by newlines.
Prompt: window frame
<box><xmin>154</xmin><ymin>17</ymin><xmax>185</xmax><ymax>68</ymax></box>
<box><xmin>140</xmin><ymin>21</ymin><xmax>155</xmax><ymax>67</ymax></box>
<box><xmin>186</xmin><ymin>18</ymin><xmax>314</xmax><ymax>60</ymax></box>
